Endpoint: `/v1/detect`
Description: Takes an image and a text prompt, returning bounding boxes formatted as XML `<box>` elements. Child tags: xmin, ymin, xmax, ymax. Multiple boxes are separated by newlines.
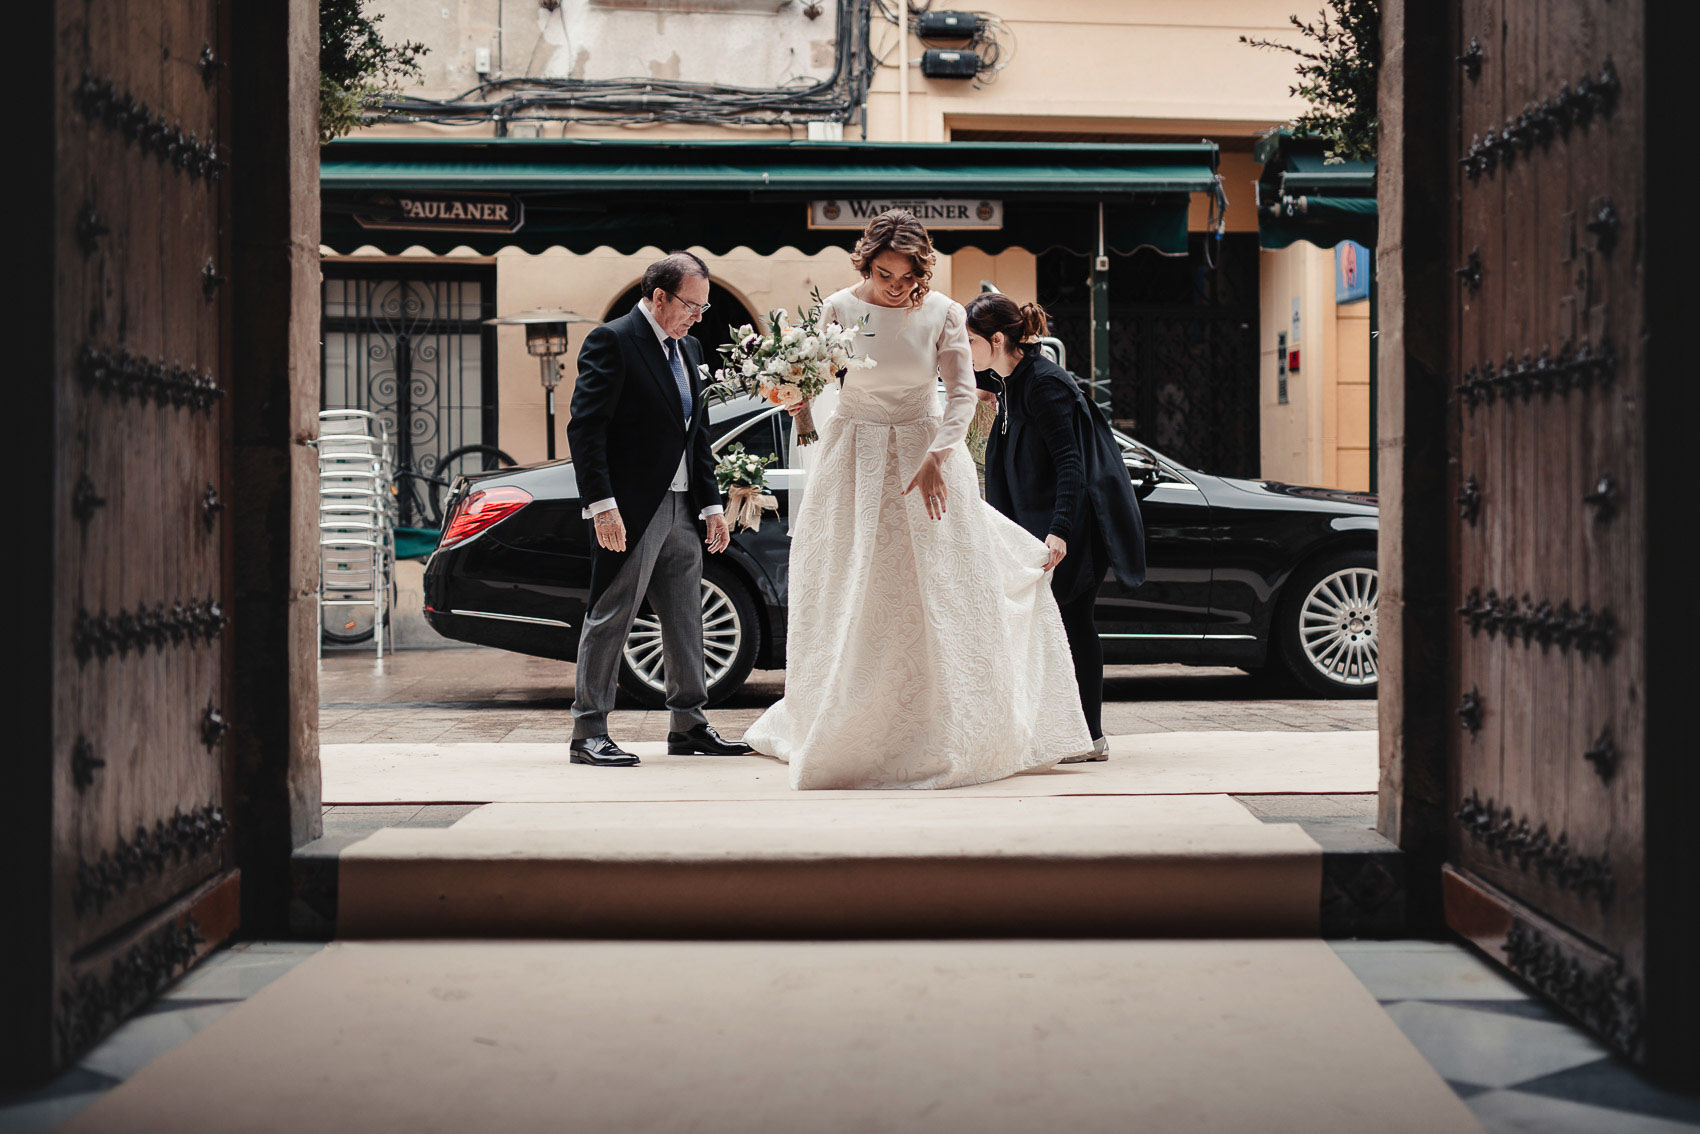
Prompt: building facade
<box><xmin>324</xmin><ymin>0</ymin><xmax>1372</xmax><ymax>490</ymax></box>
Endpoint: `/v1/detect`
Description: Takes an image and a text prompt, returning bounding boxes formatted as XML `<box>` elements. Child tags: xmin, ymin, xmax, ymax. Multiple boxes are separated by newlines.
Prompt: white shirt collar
<box><xmin>637</xmin><ymin>298</ymin><xmax>675</xmax><ymax>349</ymax></box>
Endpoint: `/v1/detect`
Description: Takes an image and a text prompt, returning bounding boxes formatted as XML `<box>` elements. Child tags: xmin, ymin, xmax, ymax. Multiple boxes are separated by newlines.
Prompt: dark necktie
<box><xmin>665</xmin><ymin>338</ymin><xmax>693</xmax><ymax>423</ymax></box>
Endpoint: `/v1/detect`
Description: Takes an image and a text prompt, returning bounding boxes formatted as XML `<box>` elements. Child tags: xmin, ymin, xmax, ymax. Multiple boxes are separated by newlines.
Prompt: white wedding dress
<box><xmin>745</xmin><ymin>287</ymin><xmax>1092</xmax><ymax>789</ymax></box>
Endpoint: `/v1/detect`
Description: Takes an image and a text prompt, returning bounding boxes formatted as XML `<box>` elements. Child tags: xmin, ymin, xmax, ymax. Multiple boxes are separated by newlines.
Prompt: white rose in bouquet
<box><xmin>708</xmin><ymin>286</ymin><xmax>870</xmax><ymax>447</ymax></box>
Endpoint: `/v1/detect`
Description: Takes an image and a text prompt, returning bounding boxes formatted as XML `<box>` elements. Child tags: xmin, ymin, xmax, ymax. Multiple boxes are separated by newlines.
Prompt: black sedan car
<box><xmin>423</xmin><ymin>394</ymin><xmax>1379</xmax><ymax>701</ymax></box>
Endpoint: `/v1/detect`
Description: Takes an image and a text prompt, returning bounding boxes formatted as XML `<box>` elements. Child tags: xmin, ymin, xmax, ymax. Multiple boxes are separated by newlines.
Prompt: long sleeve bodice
<box><xmin>823</xmin><ymin>289</ymin><xmax>977</xmax><ymax>453</ymax></box>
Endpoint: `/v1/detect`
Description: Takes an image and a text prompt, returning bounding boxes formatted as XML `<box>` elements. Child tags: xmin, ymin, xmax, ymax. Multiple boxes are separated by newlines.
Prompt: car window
<box><xmin>706</xmin><ymin>391</ymin><xmax>769</xmax><ymax>426</ymax></box>
<box><xmin>1113</xmin><ymin>430</ymin><xmax>1186</xmax><ymax>476</ymax></box>
<box><xmin>713</xmin><ymin>405</ymin><xmax>782</xmax><ymax>464</ymax></box>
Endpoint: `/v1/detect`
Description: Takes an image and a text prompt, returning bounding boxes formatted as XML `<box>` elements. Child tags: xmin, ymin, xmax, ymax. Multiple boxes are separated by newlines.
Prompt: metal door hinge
<box><xmin>1583</xmin><ymin>729</ymin><xmax>1619</xmax><ymax>783</ymax></box>
<box><xmin>1456</xmin><ymin>475</ymin><xmax>1482</xmax><ymax>523</ymax></box>
<box><xmin>1582</xmin><ymin>474</ymin><xmax>1618</xmax><ymax>523</ymax></box>
<box><xmin>72</xmin><ymin>474</ymin><xmax>107</xmax><ymax>528</ymax></box>
<box><xmin>1458</xmin><ymin>686</ymin><xmax>1483</xmax><ymax>734</ymax></box>
<box><xmin>1457</xmin><ymin>37</ymin><xmax>1482</xmax><ymax>81</ymax></box>
<box><xmin>201</xmin><ymin>705</ymin><xmax>229</xmax><ymax>749</ymax></box>
<box><xmin>201</xmin><ymin>484</ymin><xmax>224</xmax><ymax>531</ymax></box>
<box><xmin>199</xmin><ymin>44</ymin><xmax>222</xmax><ymax>87</ymax></box>
<box><xmin>75</xmin><ymin>203</ymin><xmax>109</xmax><ymax>257</ymax></box>
<box><xmin>1586</xmin><ymin>198</ymin><xmax>1620</xmax><ymax>256</ymax></box>
<box><xmin>1455</xmin><ymin>249</ymin><xmax>1482</xmax><ymax>294</ymax></box>
<box><xmin>71</xmin><ymin>737</ymin><xmax>105</xmax><ymax>791</ymax></box>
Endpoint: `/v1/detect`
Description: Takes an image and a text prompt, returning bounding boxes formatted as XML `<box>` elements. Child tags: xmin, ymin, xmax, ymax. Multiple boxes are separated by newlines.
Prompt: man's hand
<box><xmin>705</xmin><ymin>513</ymin><xmax>731</xmax><ymax>554</ymax></box>
<box><xmin>593</xmin><ymin>508</ymin><xmax>627</xmax><ymax>552</ymax></box>
<box><xmin>1042</xmin><ymin>534</ymin><xmax>1067</xmax><ymax>571</ymax></box>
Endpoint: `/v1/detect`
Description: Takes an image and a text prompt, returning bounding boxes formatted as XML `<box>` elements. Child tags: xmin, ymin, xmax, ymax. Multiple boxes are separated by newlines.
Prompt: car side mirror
<box><xmin>1124</xmin><ymin>451</ymin><xmax>1160</xmax><ymax>498</ymax></box>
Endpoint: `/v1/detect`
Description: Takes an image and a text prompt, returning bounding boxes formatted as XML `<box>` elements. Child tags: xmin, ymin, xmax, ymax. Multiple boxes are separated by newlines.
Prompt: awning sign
<box><xmin>808</xmin><ymin>198</ymin><xmax>1003</xmax><ymax>230</ymax></box>
<box><xmin>353</xmin><ymin>190</ymin><xmax>524</xmax><ymax>234</ymax></box>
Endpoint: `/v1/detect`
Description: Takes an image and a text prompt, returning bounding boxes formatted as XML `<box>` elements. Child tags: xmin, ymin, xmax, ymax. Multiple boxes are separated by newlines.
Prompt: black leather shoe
<box><xmin>667</xmin><ymin>723</ymin><xmax>754</xmax><ymax>756</ymax></box>
<box><xmin>569</xmin><ymin>735</ymin><xmax>640</xmax><ymax>767</ymax></box>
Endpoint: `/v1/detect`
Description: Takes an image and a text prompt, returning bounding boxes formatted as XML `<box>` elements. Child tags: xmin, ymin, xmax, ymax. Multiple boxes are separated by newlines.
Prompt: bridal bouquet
<box><xmin>707</xmin><ymin>289</ymin><xmax>873</xmax><ymax>445</ymax></box>
<box><xmin>714</xmin><ymin>443</ymin><xmax>779</xmax><ymax>532</ymax></box>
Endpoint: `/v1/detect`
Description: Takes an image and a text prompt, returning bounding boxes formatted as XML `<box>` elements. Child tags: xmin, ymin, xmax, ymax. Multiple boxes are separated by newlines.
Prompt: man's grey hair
<box><xmin>641</xmin><ymin>251</ymin><xmax>710</xmax><ymax>300</ymax></box>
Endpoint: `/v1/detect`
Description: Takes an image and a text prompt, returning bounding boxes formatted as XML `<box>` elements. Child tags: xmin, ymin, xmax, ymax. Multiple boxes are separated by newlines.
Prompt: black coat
<box><xmin>566</xmin><ymin>304</ymin><xmax>720</xmax><ymax>606</ymax></box>
<box><xmin>980</xmin><ymin>352</ymin><xmax>1147</xmax><ymax>603</ymax></box>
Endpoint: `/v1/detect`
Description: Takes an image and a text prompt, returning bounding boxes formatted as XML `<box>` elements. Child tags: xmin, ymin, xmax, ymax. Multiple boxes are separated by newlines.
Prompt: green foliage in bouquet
<box><xmin>714</xmin><ymin>443</ymin><xmax>775</xmax><ymax>494</ymax></box>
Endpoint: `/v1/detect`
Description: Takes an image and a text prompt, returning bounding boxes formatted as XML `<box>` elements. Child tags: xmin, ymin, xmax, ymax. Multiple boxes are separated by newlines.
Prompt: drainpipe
<box><xmin>1368</xmin><ymin>255</ymin><xmax>1379</xmax><ymax>493</ymax></box>
<box><xmin>897</xmin><ymin>3</ymin><xmax>909</xmax><ymax>141</ymax></box>
<box><xmin>1091</xmin><ymin>201</ymin><xmax>1110</xmax><ymax>404</ymax></box>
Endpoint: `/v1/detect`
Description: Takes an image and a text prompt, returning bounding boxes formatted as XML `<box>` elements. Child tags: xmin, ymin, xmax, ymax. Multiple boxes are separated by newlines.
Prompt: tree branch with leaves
<box><xmin>1243</xmin><ymin>0</ymin><xmax>1380</xmax><ymax>163</ymax></box>
<box><xmin>320</xmin><ymin>0</ymin><xmax>428</xmax><ymax>144</ymax></box>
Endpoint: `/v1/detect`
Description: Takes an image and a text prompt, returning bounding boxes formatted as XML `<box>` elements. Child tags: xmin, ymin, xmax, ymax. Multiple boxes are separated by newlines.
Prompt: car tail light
<box><xmin>438</xmin><ymin>485</ymin><xmax>533</xmax><ymax>549</ymax></box>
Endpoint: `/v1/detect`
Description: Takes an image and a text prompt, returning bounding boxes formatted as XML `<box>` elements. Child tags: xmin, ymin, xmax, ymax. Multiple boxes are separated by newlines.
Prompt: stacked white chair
<box><xmin>318</xmin><ymin>410</ymin><xmax>396</xmax><ymax>659</ymax></box>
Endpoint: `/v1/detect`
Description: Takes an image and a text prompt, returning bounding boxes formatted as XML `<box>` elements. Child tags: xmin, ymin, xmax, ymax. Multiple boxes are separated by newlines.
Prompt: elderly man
<box><xmin>565</xmin><ymin>252</ymin><xmax>753</xmax><ymax>766</ymax></box>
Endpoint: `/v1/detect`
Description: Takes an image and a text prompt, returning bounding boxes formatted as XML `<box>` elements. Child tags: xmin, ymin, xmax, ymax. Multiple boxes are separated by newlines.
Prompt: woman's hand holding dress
<box><xmin>903</xmin><ymin>451</ymin><xmax>949</xmax><ymax>519</ymax></box>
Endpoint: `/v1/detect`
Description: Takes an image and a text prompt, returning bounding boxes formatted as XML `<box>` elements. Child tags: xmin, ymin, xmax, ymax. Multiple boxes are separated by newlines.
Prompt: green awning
<box><xmin>1254</xmin><ymin>130</ymin><xmax>1376</xmax><ymax>249</ymax></box>
<box><xmin>321</xmin><ymin>139</ymin><xmax>1219</xmax><ymax>257</ymax></box>
<box><xmin>1257</xmin><ymin>194</ymin><xmax>1378</xmax><ymax>250</ymax></box>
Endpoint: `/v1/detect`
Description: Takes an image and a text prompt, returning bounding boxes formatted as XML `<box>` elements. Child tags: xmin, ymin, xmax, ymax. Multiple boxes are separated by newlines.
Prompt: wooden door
<box><xmin>48</xmin><ymin>0</ymin><xmax>239</xmax><ymax>1069</ymax></box>
<box><xmin>1441</xmin><ymin>0</ymin><xmax>1647</xmax><ymax>1059</ymax></box>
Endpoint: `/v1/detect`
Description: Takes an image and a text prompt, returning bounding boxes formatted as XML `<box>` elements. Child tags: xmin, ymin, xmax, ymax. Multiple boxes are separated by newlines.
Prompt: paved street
<box><xmin>319</xmin><ymin>647</ymin><xmax>1378</xmax><ymax>745</ymax></box>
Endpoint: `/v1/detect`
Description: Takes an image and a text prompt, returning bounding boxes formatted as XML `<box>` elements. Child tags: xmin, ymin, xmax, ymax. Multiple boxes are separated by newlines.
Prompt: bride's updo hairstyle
<box><xmin>850</xmin><ymin>209</ymin><xmax>936</xmax><ymax>308</ymax></box>
<box><xmin>964</xmin><ymin>292</ymin><xmax>1051</xmax><ymax>353</ymax></box>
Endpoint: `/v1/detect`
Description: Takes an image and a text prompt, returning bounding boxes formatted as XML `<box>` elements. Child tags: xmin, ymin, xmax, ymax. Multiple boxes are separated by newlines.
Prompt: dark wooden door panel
<box><xmin>52</xmin><ymin>0</ymin><xmax>235</xmax><ymax>1068</ymax></box>
<box><xmin>1445</xmin><ymin>0</ymin><xmax>1647</xmax><ymax>1058</ymax></box>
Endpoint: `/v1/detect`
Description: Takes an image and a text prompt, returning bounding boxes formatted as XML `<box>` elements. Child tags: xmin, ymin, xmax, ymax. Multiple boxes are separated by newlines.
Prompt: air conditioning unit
<box><xmin>916</xmin><ymin>10</ymin><xmax>983</xmax><ymax>37</ymax></box>
<box><xmin>920</xmin><ymin>49</ymin><xmax>980</xmax><ymax>79</ymax></box>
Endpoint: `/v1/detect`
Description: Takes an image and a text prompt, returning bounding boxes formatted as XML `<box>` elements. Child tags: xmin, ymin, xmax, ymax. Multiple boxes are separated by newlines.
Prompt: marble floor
<box><xmin>3</xmin><ymin>938</ymin><xmax>1693</xmax><ymax>1133</ymax></box>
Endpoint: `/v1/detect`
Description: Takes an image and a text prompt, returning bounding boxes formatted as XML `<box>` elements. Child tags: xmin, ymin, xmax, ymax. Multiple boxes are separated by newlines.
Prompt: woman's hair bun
<box><xmin>1018</xmin><ymin>301</ymin><xmax>1050</xmax><ymax>344</ymax></box>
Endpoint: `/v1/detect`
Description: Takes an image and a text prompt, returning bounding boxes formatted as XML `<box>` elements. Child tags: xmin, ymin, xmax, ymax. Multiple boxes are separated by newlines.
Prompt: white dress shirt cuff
<box><xmin>582</xmin><ymin>497</ymin><xmax>617</xmax><ymax>519</ymax></box>
<box><xmin>700</xmin><ymin>504</ymin><xmax>724</xmax><ymax>520</ymax></box>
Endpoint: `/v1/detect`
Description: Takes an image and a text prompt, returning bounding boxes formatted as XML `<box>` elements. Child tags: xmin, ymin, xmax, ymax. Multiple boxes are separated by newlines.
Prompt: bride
<box><xmin>744</xmin><ymin>209</ymin><xmax>1092</xmax><ymax>789</ymax></box>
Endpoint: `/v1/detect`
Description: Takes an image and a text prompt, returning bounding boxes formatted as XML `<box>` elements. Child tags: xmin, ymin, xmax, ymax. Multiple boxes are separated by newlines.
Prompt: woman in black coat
<box><xmin>965</xmin><ymin>294</ymin><xmax>1147</xmax><ymax>762</ymax></box>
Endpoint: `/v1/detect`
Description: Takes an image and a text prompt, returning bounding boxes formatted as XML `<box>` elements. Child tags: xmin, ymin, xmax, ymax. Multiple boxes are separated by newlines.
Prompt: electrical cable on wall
<box><xmin>379</xmin><ymin>0</ymin><xmax>878</xmax><ymax>132</ymax></box>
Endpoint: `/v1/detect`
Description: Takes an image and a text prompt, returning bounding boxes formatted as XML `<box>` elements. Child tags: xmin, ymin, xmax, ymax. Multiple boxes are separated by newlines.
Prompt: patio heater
<box><xmin>485</xmin><ymin>308</ymin><xmax>593</xmax><ymax>460</ymax></box>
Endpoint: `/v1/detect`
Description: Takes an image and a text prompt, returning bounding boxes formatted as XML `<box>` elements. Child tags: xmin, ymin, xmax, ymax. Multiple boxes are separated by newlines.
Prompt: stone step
<box><xmin>331</xmin><ymin>806</ymin><xmax>1325</xmax><ymax>938</ymax></box>
<box><xmin>62</xmin><ymin>939</ymin><xmax>1485</xmax><ymax>1134</ymax></box>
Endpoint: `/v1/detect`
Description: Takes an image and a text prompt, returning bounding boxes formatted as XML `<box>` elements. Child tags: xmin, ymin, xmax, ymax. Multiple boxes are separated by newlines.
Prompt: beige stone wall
<box><xmin>360</xmin><ymin>0</ymin><xmax>1308</xmax><ymax>142</ymax></box>
<box><xmin>1258</xmin><ymin>242</ymin><xmax>1372</xmax><ymax>491</ymax></box>
<box><xmin>342</xmin><ymin>2</ymin><xmax>1379</xmax><ymax>483</ymax></box>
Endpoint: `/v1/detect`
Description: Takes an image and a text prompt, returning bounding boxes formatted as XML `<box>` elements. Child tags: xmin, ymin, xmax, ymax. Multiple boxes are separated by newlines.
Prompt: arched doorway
<box><xmin>604</xmin><ymin>279</ymin><xmax>759</xmax><ymax>372</ymax></box>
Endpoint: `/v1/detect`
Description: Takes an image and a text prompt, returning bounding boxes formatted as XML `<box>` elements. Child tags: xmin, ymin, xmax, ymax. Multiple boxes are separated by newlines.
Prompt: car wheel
<box><xmin>616</xmin><ymin>563</ymin><xmax>760</xmax><ymax>708</ymax></box>
<box><xmin>1275</xmin><ymin>549</ymin><xmax>1379</xmax><ymax>699</ymax></box>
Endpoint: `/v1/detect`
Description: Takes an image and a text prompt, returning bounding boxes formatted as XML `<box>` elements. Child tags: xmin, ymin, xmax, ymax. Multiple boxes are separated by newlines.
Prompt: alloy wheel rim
<box><xmin>624</xmin><ymin>578</ymin><xmax>741</xmax><ymax>692</ymax></box>
<box><xmin>1298</xmin><ymin>566</ymin><xmax>1379</xmax><ymax>687</ymax></box>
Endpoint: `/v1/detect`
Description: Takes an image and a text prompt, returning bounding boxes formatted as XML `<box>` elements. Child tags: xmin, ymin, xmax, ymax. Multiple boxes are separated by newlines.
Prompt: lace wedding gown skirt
<box><xmin>745</xmin><ymin>289</ymin><xmax>1092</xmax><ymax>790</ymax></box>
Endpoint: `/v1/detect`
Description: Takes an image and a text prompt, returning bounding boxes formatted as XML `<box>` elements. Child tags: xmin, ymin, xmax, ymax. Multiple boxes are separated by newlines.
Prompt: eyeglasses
<box><xmin>667</xmin><ymin>292</ymin><xmax>711</xmax><ymax>317</ymax></box>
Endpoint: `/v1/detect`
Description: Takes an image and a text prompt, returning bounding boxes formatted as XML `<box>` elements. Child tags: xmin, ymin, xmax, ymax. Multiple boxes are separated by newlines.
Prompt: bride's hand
<box><xmin>786</xmin><ymin>397</ymin><xmax>810</xmax><ymax>418</ymax></box>
<box><xmin>902</xmin><ymin>451</ymin><xmax>948</xmax><ymax>520</ymax></box>
<box><xmin>1043</xmin><ymin>534</ymin><xmax>1067</xmax><ymax>571</ymax></box>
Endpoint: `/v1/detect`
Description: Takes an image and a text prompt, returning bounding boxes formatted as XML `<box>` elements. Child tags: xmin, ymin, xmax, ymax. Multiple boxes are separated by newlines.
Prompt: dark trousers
<box><xmin>1056</xmin><ymin>575</ymin><xmax>1104</xmax><ymax>741</ymax></box>
<box><xmin>570</xmin><ymin>491</ymin><xmax>710</xmax><ymax>739</ymax></box>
